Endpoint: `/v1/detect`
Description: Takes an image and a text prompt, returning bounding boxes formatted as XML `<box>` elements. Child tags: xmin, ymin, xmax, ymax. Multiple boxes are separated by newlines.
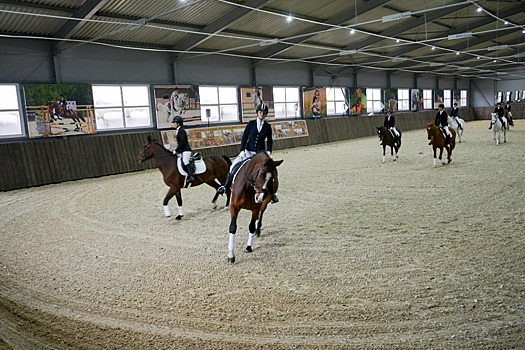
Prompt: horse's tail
<box><xmin>222</xmin><ymin>155</ymin><xmax>232</xmax><ymax>167</ymax></box>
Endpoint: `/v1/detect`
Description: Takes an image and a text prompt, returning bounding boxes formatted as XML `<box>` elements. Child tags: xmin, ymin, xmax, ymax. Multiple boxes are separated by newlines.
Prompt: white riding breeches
<box><xmin>230</xmin><ymin>150</ymin><xmax>256</xmax><ymax>171</ymax></box>
<box><xmin>389</xmin><ymin>127</ymin><xmax>400</xmax><ymax>138</ymax></box>
<box><xmin>181</xmin><ymin>151</ymin><xmax>191</xmax><ymax>166</ymax></box>
<box><xmin>442</xmin><ymin>126</ymin><xmax>451</xmax><ymax>137</ymax></box>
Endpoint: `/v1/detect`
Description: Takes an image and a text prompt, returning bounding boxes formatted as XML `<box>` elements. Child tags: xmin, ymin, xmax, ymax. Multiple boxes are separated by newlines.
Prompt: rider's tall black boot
<box><xmin>186</xmin><ymin>163</ymin><xmax>195</xmax><ymax>183</ymax></box>
<box><xmin>488</xmin><ymin>122</ymin><xmax>492</xmax><ymax>130</ymax></box>
<box><xmin>217</xmin><ymin>172</ymin><xmax>233</xmax><ymax>195</ymax></box>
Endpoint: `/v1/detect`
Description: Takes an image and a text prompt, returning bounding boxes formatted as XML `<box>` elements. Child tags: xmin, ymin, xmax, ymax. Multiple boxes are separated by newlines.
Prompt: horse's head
<box><xmin>376</xmin><ymin>126</ymin><xmax>384</xmax><ymax>140</ymax></box>
<box><xmin>137</xmin><ymin>136</ymin><xmax>157</xmax><ymax>163</ymax></box>
<box><xmin>250</xmin><ymin>152</ymin><xmax>283</xmax><ymax>204</ymax></box>
<box><xmin>491</xmin><ymin>113</ymin><xmax>498</xmax><ymax>122</ymax></box>
<box><xmin>426</xmin><ymin>123</ymin><xmax>435</xmax><ymax>140</ymax></box>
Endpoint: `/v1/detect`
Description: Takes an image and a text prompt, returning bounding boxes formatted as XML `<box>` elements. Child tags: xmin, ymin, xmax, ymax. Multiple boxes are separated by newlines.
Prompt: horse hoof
<box><xmin>245</xmin><ymin>246</ymin><xmax>253</xmax><ymax>253</ymax></box>
<box><xmin>228</xmin><ymin>257</ymin><xmax>235</xmax><ymax>264</ymax></box>
<box><xmin>175</xmin><ymin>215</ymin><xmax>183</xmax><ymax>220</ymax></box>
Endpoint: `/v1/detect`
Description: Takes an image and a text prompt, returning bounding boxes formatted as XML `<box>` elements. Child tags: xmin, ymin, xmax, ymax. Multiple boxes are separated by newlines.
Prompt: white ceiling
<box><xmin>1</xmin><ymin>0</ymin><xmax>525</xmax><ymax>80</ymax></box>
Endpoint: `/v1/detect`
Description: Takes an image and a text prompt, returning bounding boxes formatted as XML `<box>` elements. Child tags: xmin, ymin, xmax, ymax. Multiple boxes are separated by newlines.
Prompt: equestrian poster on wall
<box><xmin>153</xmin><ymin>85</ymin><xmax>201</xmax><ymax>129</ymax></box>
<box><xmin>23</xmin><ymin>83</ymin><xmax>95</xmax><ymax>138</ymax></box>
<box><xmin>348</xmin><ymin>87</ymin><xmax>367</xmax><ymax>116</ymax></box>
<box><xmin>384</xmin><ymin>88</ymin><xmax>398</xmax><ymax>112</ymax></box>
<box><xmin>240</xmin><ymin>86</ymin><xmax>275</xmax><ymax>122</ymax></box>
<box><xmin>303</xmin><ymin>87</ymin><xmax>326</xmax><ymax>119</ymax></box>
<box><xmin>161</xmin><ymin>120</ymin><xmax>308</xmax><ymax>152</ymax></box>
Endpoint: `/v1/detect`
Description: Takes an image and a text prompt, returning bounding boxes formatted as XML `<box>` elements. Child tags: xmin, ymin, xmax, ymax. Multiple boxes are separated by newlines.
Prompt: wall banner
<box><xmin>161</xmin><ymin>120</ymin><xmax>309</xmax><ymax>152</ymax></box>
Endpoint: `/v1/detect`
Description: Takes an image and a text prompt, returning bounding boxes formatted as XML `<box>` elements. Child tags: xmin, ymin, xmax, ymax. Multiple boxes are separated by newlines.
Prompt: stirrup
<box><xmin>217</xmin><ymin>186</ymin><xmax>226</xmax><ymax>195</ymax></box>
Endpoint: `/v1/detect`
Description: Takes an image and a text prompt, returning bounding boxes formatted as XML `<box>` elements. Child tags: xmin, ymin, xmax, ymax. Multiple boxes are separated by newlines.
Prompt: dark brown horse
<box><xmin>376</xmin><ymin>126</ymin><xmax>401</xmax><ymax>163</ymax></box>
<box><xmin>137</xmin><ymin>136</ymin><xmax>231</xmax><ymax>219</ymax></box>
<box><xmin>426</xmin><ymin>123</ymin><xmax>456</xmax><ymax>167</ymax></box>
<box><xmin>227</xmin><ymin>152</ymin><xmax>283</xmax><ymax>263</ymax></box>
<box><xmin>48</xmin><ymin>102</ymin><xmax>85</xmax><ymax>131</ymax></box>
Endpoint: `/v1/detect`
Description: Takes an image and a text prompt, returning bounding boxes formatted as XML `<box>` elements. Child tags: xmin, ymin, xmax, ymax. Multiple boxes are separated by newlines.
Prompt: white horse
<box><xmin>157</xmin><ymin>93</ymin><xmax>189</xmax><ymax>123</ymax></box>
<box><xmin>253</xmin><ymin>89</ymin><xmax>262</xmax><ymax>108</ymax></box>
<box><xmin>491</xmin><ymin>113</ymin><xmax>507</xmax><ymax>145</ymax></box>
<box><xmin>447</xmin><ymin>115</ymin><xmax>465</xmax><ymax>143</ymax></box>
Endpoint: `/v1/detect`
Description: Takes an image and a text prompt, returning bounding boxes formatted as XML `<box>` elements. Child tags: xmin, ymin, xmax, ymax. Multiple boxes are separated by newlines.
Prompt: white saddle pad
<box><xmin>177</xmin><ymin>158</ymin><xmax>206</xmax><ymax>176</ymax></box>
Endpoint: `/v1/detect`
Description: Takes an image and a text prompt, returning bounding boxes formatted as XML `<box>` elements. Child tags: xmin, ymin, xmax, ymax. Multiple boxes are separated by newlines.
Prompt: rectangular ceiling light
<box><xmin>448</xmin><ymin>32</ymin><xmax>472</xmax><ymax>40</ymax></box>
<box><xmin>487</xmin><ymin>45</ymin><xmax>509</xmax><ymax>51</ymax></box>
<box><xmin>339</xmin><ymin>49</ymin><xmax>357</xmax><ymax>56</ymax></box>
<box><xmin>430</xmin><ymin>62</ymin><xmax>444</xmax><ymax>67</ymax></box>
<box><xmin>259</xmin><ymin>39</ymin><xmax>279</xmax><ymax>46</ymax></box>
<box><xmin>382</xmin><ymin>12</ymin><xmax>411</xmax><ymax>23</ymax></box>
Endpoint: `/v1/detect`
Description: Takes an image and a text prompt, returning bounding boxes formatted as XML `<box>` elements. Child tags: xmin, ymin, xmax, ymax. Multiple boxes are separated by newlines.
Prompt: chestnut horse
<box><xmin>137</xmin><ymin>136</ymin><xmax>231</xmax><ymax>219</ymax></box>
<box><xmin>426</xmin><ymin>123</ymin><xmax>456</xmax><ymax>167</ymax></box>
<box><xmin>227</xmin><ymin>152</ymin><xmax>283</xmax><ymax>263</ymax></box>
<box><xmin>48</xmin><ymin>102</ymin><xmax>85</xmax><ymax>131</ymax></box>
<box><xmin>376</xmin><ymin>126</ymin><xmax>401</xmax><ymax>163</ymax></box>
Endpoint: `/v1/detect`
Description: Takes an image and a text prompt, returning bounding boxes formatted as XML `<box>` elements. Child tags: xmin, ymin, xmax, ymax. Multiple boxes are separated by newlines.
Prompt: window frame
<box><xmin>92</xmin><ymin>84</ymin><xmax>152</xmax><ymax>131</ymax></box>
<box><xmin>366</xmin><ymin>88</ymin><xmax>383</xmax><ymax>113</ymax></box>
<box><xmin>199</xmin><ymin>86</ymin><xmax>239</xmax><ymax>123</ymax></box>
<box><xmin>273</xmin><ymin>87</ymin><xmax>300</xmax><ymax>119</ymax></box>
<box><xmin>0</xmin><ymin>84</ymin><xmax>25</xmax><ymax>138</ymax></box>
<box><xmin>397</xmin><ymin>89</ymin><xmax>410</xmax><ymax>111</ymax></box>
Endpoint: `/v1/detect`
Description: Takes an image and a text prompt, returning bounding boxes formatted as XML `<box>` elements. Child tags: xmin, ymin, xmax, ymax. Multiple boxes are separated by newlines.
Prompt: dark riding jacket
<box><xmin>505</xmin><ymin>103</ymin><xmax>511</xmax><ymax>112</ymax></box>
<box><xmin>241</xmin><ymin>119</ymin><xmax>273</xmax><ymax>153</ymax></box>
<box><xmin>175</xmin><ymin>126</ymin><xmax>191</xmax><ymax>154</ymax></box>
<box><xmin>435</xmin><ymin>110</ymin><xmax>448</xmax><ymax>128</ymax></box>
<box><xmin>384</xmin><ymin>115</ymin><xmax>396</xmax><ymax>128</ymax></box>
<box><xmin>450</xmin><ymin>107</ymin><xmax>459</xmax><ymax>118</ymax></box>
<box><xmin>494</xmin><ymin>106</ymin><xmax>504</xmax><ymax>118</ymax></box>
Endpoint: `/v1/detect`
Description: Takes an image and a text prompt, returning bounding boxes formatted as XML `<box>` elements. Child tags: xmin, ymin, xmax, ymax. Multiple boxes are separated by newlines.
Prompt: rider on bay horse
<box><xmin>217</xmin><ymin>102</ymin><xmax>278</xmax><ymax>204</ymax></box>
<box><xmin>434</xmin><ymin>103</ymin><xmax>452</xmax><ymax>146</ymax></box>
<box><xmin>172</xmin><ymin>115</ymin><xmax>195</xmax><ymax>183</ymax></box>
<box><xmin>383</xmin><ymin>109</ymin><xmax>400</xmax><ymax>146</ymax></box>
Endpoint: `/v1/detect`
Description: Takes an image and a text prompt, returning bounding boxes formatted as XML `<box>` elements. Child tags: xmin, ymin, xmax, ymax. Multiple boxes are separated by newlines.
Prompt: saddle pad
<box><xmin>177</xmin><ymin>158</ymin><xmax>206</xmax><ymax>176</ymax></box>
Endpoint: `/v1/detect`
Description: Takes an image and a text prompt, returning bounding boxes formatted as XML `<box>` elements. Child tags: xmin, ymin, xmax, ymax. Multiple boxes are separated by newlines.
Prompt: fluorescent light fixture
<box><xmin>382</xmin><ymin>12</ymin><xmax>411</xmax><ymax>23</ymax></box>
<box><xmin>430</xmin><ymin>62</ymin><xmax>444</xmax><ymax>67</ymax></box>
<box><xmin>487</xmin><ymin>45</ymin><xmax>508</xmax><ymax>51</ymax></box>
<box><xmin>339</xmin><ymin>49</ymin><xmax>357</xmax><ymax>56</ymax></box>
<box><xmin>514</xmin><ymin>53</ymin><xmax>525</xmax><ymax>58</ymax></box>
<box><xmin>392</xmin><ymin>57</ymin><xmax>408</xmax><ymax>62</ymax></box>
<box><xmin>477</xmin><ymin>7</ymin><xmax>482</xmax><ymax>12</ymax></box>
<box><xmin>458</xmin><ymin>66</ymin><xmax>469</xmax><ymax>70</ymax></box>
<box><xmin>259</xmin><ymin>39</ymin><xmax>279</xmax><ymax>46</ymax></box>
<box><xmin>350</xmin><ymin>29</ymin><xmax>355</xmax><ymax>34</ymax></box>
<box><xmin>496</xmin><ymin>72</ymin><xmax>508</xmax><ymax>75</ymax></box>
<box><xmin>479</xmin><ymin>69</ymin><xmax>491</xmax><ymax>73</ymax></box>
<box><xmin>448</xmin><ymin>32</ymin><xmax>472</xmax><ymax>40</ymax></box>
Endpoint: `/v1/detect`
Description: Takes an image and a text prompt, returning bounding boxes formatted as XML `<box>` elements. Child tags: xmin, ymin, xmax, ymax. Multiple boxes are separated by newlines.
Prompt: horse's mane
<box><xmin>148</xmin><ymin>138</ymin><xmax>174</xmax><ymax>156</ymax></box>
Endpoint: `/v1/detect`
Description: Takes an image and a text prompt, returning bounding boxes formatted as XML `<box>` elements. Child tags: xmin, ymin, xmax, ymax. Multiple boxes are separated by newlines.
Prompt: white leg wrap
<box><xmin>228</xmin><ymin>233</ymin><xmax>235</xmax><ymax>259</ymax></box>
<box><xmin>228</xmin><ymin>233</ymin><xmax>235</xmax><ymax>252</ymax></box>
<box><xmin>433</xmin><ymin>158</ymin><xmax>437</xmax><ymax>167</ymax></box>
<box><xmin>178</xmin><ymin>206</ymin><xmax>184</xmax><ymax>216</ymax></box>
<box><xmin>163</xmin><ymin>205</ymin><xmax>171</xmax><ymax>217</ymax></box>
<box><xmin>247</xmin><ymin>232</ymin><xmax>255</xmax><ymax>247</ymax></box>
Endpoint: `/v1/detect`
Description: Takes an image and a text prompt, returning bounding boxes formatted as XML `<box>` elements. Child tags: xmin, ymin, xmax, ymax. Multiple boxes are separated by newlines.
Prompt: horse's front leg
<box><xmin>255</xmin><ymin>200</ymin><xmax>270</xmax><ymax>237</ymax></box>
<box><xmin>382</xmin><ymin>145</ymin><xmax>386</xmax><ymax>163</ymax></box>
<box><xmin>228</xmin><ymin>206</ymin><xmax>240</xmax><ymax>263</ymax></box>
<box><xmin>245</xmin><ymin>208</ymin><xmax>259</xmax><ymax>253</ymax></box>
<box><xmin>163</xmin><ymin>187</ymin><xmax>184</xmax><ymax>219</ymax></box>
<box><xmin>432</xmin><ymin>146</ymin><xmax>438</xmax><ymax>167</ymax></box>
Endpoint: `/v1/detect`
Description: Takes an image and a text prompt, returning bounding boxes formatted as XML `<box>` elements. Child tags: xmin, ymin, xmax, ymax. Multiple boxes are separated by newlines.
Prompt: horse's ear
<box><xmin>273</xmin><ymin>159</ymin><xmax>284</xmax><ymax>167</ymax></box>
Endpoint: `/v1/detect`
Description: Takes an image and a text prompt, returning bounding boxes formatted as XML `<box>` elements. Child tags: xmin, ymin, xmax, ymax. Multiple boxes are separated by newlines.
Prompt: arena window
<box><xmin>0</xmin><ymin>84</ymin><xmax>24</xmax><ymax>138</ymax></box>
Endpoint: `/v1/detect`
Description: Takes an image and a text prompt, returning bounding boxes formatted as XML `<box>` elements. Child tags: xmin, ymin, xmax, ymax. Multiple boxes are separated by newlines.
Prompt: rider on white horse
<box><xmin>170</xmin><ymin>87</ymin><xmax>182</xmax><ymax>116</ymax></box>
<box><xmin>489</xmin><ymin>102</ymin><xmax>505</xmax><ymax>130</ymax></box>
<box><xmin>383</xmin><ymin>109</ymin><xmax>400</xmax><ymax>145</ymax></box>
<box><xmin>450</xmin><ymin>102</ymin><xmax>462</xmax><ymax>130</ymax></box>
<box><xmin>435</xmin><ymin>103</ymin><xmax>452</xmax><ymax>146</ymax></box>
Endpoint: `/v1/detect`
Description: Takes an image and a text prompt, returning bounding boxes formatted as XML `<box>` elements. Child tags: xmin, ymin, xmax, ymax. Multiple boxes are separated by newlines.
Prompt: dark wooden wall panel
<box><xmin>1</xmin><ymin>106</ymin><xmax>517</xmax><ymax>192</ymax></box>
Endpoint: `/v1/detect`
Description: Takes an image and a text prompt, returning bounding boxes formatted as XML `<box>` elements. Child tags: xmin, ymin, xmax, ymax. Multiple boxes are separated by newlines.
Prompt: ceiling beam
<box><xmin>171</xmin><ymin>0</ymin><xmax>272</xmax><ymax>55</ymax></box>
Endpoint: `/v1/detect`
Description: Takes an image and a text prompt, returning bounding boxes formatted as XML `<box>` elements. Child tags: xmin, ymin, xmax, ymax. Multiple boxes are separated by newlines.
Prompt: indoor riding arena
<box><xmin>1</xmin><ymin>118</ymin><xmax>523</xmax><ymax>349</ymax></box>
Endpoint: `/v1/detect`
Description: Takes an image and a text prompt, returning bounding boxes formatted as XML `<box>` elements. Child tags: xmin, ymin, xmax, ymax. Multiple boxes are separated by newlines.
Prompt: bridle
<box><xmin>247</xmin><ymin>162</ymin><xmax>272</xmax><ymax>195</ymax></box>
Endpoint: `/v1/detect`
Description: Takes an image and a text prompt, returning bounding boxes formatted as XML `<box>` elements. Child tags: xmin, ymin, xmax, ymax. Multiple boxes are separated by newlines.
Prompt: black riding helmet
<box><xmin>256</xmin><ymin>102</ymin><xmax>269</xmax><ymax>113</ymax></box>
<box><xmin>172</xmin><ymin>115</ymin><xmax>184</xmax><ymax>124</ymax></box>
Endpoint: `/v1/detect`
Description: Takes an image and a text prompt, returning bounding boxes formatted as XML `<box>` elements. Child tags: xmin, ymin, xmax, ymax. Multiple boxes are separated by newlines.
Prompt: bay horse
<box><xmin>137</xmin><ymin>136</ymin><xmax>231</xmax><ymax>219</ymax></box>
<box><xmin>447</xmin><ymin>115</ymin><xmax>465</xmax><ymax>143</ymax></box>
<box><xmin>48</xmin><ymin>102</ymin><xmax>85</xmax><ymax>131</ymax></box>
<box><xmin>376</xmin><ymin>126</ymin><xmax>401</xmax><ymax>163</ymax></box>
<box><xmin>426</xmin><ymin>123</ymin><xmax>456</xmax><ymax>167</ymax></box>
<box><xmin>227</xmin><ymin>152</ymin><xmax>283</xmax><ymax>263</ymax></box>
<box><xmin>490</xmin><ymin>113</ymin><xmax>507</xmax><ymax>145</ymax></box>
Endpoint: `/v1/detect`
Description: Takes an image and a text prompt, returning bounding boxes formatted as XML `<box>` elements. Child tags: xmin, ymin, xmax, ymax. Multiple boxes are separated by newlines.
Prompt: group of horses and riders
<box><xmin>137</xmin><ymin>102</ymin><xmax>283</xmax><ymax>263</ymax></box>
<box><xmin>378</xmin><ymin>102</ymin><xmax>466</xmax><ymax>167</ymax></box>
